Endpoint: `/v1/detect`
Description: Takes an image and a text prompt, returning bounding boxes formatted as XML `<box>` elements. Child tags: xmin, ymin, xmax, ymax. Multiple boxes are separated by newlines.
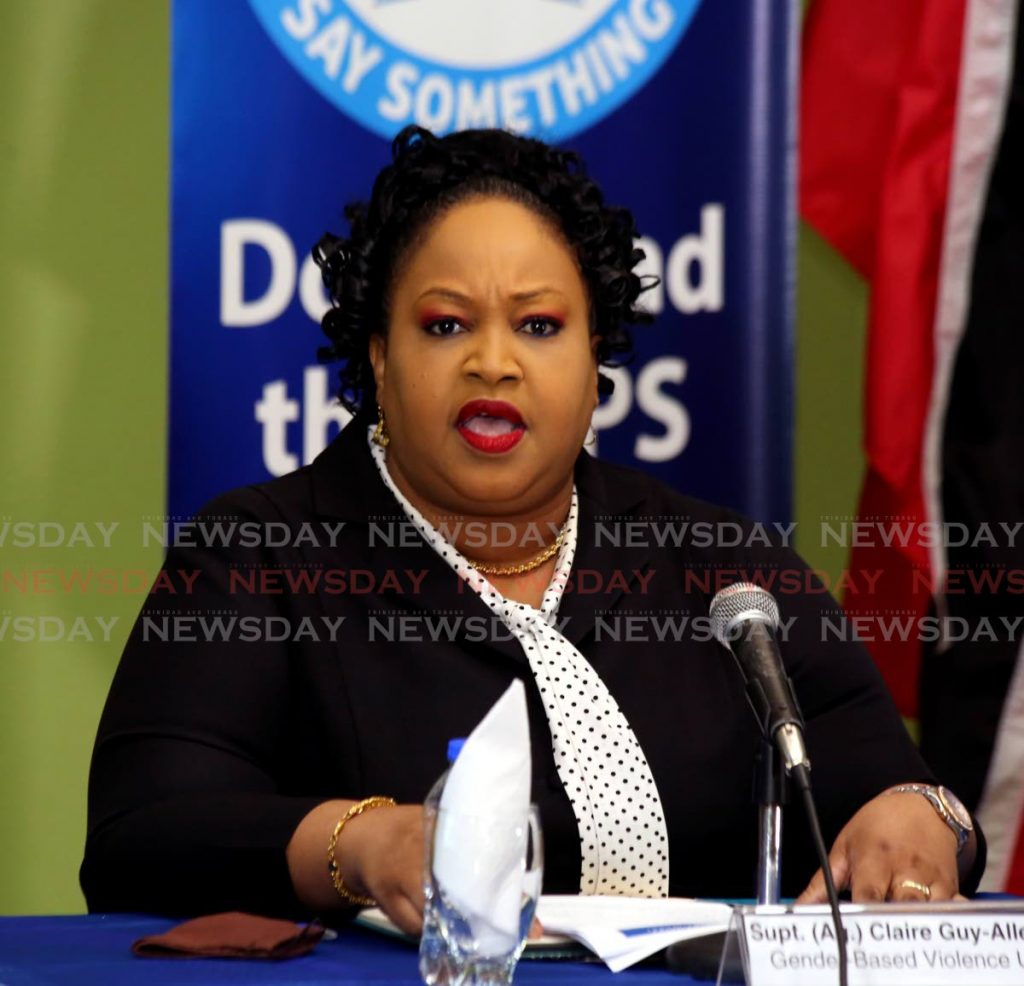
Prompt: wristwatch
<box><xmin>886</xmin><ymin>784</ymin><xmax>974</xmax><ymax>855</ymax></box>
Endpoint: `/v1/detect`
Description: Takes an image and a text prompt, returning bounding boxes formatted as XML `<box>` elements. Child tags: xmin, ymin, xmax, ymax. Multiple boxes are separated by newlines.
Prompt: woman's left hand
<box><xmin>796</xmin><ymin>791</ymin><xmax>960</xmax><ymax>904</ymax></box>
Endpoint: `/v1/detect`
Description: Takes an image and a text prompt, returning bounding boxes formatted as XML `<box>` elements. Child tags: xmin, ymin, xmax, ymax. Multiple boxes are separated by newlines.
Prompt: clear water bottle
<box><xmin>419</xmin><ymin>737</ymin><xmax>466</xmax><ymax>986</ymax></box>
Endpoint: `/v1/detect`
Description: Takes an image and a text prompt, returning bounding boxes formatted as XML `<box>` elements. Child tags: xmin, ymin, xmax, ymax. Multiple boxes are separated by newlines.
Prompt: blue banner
<box><xmin>170</xmin><ymin>0</ymin><xmax>795</xmax><ymax>524</ymax></box>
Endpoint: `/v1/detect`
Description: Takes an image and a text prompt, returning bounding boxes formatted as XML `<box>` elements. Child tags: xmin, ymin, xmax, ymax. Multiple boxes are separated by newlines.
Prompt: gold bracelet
<box><xmin>326</xmin><ymin>796</ymin><xmax>397</xmax><ymax>906</ymax></box>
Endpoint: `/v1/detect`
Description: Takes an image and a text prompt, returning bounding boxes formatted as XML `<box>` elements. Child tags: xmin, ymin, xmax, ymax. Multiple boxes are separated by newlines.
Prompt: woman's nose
<box><xmin>463</xmin><ymin>323</ymin><xmax>523</xmax><ymax>384</ymax></box>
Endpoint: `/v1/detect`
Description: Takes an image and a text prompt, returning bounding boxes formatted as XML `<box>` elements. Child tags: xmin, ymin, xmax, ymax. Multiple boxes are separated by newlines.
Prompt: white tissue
<box><xmin>434</xmin><ymin>680</ymin><xmax>532</xmax><ymax>956</ymax></box>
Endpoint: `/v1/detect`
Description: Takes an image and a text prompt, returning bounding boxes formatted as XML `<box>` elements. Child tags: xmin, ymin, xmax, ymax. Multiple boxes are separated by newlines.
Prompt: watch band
<box><xmin>886</xmin><ymin>783</ymin><xmax>973</xmax><ymax>854</ymax></box>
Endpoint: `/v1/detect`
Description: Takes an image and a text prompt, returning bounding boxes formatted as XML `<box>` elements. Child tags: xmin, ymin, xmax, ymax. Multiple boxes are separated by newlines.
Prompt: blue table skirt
<box><xmin>0</xmin><ymin>914</ymin><xmax>696</xmax><ymax>986</ymax></box>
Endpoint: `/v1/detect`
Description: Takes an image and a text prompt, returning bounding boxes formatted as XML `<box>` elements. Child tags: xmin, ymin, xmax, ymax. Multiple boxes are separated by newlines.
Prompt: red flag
<box><xmin>801</xmin><ymin>0</ymin><xmax>1024</xmax><ymax>892</ymax></box>
<box><xmin>802</xmin><ymin>0</ymin><xmax>967</xmax><ymax>715</ymax></box>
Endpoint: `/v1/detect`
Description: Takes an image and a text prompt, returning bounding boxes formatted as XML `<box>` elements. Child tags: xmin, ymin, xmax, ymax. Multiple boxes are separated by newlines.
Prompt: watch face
<box><xmin>938</xmin><ymin>787</ymin><xmax>973</xmax><ymax>830</ymax></box>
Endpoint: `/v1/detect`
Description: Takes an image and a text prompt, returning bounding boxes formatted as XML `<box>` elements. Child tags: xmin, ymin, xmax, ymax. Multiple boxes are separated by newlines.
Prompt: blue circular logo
<box><xmin>249</xmin><ymin>0</ymin><xmax>701</xmax><ymax>140</ymax></box>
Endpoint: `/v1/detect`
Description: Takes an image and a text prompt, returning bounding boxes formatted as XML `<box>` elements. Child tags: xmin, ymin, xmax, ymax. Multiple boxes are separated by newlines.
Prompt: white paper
<box><xmin>356</xmin><ymin>905</ymin><xmax>577</xmax><ymax>950</ymax></box>
<box><xmin>537</xmin><ymin>894</ymin><xmax>734</xmax><ymax>971</ymax></box>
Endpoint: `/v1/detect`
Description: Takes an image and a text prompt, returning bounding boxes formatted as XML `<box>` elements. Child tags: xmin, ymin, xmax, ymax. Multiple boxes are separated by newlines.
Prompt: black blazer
<box><xmin>81</xmin><ymin>411</ymin><xmax>983</xmax><ymax>916</ymax></box>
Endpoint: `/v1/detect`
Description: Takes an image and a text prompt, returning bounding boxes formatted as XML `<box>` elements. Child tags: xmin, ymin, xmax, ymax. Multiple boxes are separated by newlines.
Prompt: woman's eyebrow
<box><xmin>510</xmin><ymin>287</ymin><xmax>567</xmax><ymax>302</ymax></box>
<box><xmin>415</xmin><ymin>286</ymin><xmax>568</xmax><ymax>304</ymax></box>
<box><xmin>416</xmin><ymin>287</ymin><xmax>472</xmax><ymax>304</ymax></box>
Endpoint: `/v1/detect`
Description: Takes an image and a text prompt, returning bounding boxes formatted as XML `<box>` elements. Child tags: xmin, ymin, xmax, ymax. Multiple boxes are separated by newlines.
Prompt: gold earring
<box><xmin>584</xmin><ymin>428</ymin><xmax>597</xmax><ymax>448</ymax></box>
<box><xmin>372</xmin><ymin>403</ymin><xmax>390</xmax><ymax>448</ymax></box>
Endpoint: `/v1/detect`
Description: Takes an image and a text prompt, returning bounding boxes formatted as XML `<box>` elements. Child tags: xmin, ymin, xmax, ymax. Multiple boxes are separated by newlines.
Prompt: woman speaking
<box><xmin>81</xmin><ymin>126</ymin><xmax>983</xmax><ymax>931</ymax></box>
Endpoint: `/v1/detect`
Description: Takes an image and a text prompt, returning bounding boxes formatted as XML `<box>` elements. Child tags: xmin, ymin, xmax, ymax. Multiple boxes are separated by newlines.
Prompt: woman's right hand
<box><xmin>286</xmin><ymin>799</ymin><xmax>425</xmax><ymax>934</ymax></box>
<box><xmin>335</xmin><ymin>803</ymin><xmax>426</xmax><ymax>934</ymax></box>
<box><xmin>288</xmin><ymin>800</ymin><xmax>542</xmax><ymax>939</ymax></box>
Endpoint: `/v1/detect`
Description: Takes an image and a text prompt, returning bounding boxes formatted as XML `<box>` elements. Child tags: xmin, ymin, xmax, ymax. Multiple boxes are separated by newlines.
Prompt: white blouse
<box><xmin>368</xmin><ymin>428</ymin><xmax>669</xmax><ymax>896</ymax></box>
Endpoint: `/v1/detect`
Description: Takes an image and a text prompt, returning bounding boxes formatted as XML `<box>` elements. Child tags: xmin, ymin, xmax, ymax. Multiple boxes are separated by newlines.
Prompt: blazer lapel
<box><xmin>309</xmin><ymin>413</ymin><xmax>529</xmax><ymax>666</ymax></box>
<box><xmin>556</xmin><ymin>450</ymin><xmax>654</xmax><ymax>648</ymax></box>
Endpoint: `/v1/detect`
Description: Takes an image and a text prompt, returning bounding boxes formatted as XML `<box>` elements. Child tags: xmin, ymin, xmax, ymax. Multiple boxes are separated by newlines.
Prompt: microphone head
<box><xmin>708</xmin><ymin>583</ymin><xmax>780</xmax><ymax>644</ymax></box>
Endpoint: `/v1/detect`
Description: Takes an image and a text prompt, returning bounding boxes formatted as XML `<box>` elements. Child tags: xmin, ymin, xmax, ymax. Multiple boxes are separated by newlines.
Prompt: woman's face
<box><xmin>369</xmin><ymin>196</ymin><xmax>599</xmax><ymax>522</ymax></box>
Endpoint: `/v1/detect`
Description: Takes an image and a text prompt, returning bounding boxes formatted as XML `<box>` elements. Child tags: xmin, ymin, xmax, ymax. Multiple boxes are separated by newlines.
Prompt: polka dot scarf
<box><xmin>368</xmin><ymin>428</ymin><xmax>669</xmax><ymax>896</ymax></box>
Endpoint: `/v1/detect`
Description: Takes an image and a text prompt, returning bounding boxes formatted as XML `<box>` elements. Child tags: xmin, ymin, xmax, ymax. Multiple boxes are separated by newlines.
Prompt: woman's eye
<box><xmin>520</xmin><ymin>316</ymin><xmax>563</xmax><ymax>337</ymax></box>
<box><xmin>423</xmin><ymin>317</ymin><xmax>465</xmax><ymax>336</ymax></box>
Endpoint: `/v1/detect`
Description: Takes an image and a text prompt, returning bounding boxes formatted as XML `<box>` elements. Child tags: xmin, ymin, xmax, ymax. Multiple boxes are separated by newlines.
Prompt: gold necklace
<box><xmin>465</xmin><ymin>523</ymin><xmax>568</xmax><ymax>576</ymax></box>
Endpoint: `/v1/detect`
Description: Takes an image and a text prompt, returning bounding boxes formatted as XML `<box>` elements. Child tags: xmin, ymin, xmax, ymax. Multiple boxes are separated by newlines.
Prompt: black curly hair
<box><xmin>313</xmin><ymin>125</ymin><xmax>655</xmax><ymax>412</ymax></box>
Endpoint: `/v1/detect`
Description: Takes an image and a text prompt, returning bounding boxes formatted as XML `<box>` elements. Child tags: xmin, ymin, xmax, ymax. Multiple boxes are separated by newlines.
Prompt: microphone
<box><xmin>709</xmin><ymin>583</ymin><xmax>848</xmax><ymax>986</ymax></box>
<box><xmin>708</xmin><ymin>583</ymin><xmax>810</xmax><ymax>773</ymax></box>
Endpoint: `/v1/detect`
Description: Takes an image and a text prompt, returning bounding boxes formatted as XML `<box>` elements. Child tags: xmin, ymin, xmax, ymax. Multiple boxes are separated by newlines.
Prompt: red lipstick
<box><xmin>456</xmin><ymin>399</ymin><xmax>526</xmax><ymax>454</ymax></box>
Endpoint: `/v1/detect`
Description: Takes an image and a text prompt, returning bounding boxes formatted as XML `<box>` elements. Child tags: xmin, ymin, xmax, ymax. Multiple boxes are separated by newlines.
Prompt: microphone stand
<box><xmin>706</xmin><ymin>587</ymin><xmax>848</xmax><ymax>985</ymax></box>
<box><xmin>664</xmin><ymin>740</ymin><xmax>792</xmax><ymax>980</ymax></box>
<box><xmin>753</xmin><ymin>736</ymin><xmax>786</xmax><ymax>905</ymax></box>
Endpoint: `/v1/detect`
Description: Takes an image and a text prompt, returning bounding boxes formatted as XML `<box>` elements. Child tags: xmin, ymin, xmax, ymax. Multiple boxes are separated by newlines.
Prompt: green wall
<box><xmin>0</xmin><ymin>1</ymin><xmax>866</xmax><ymax>913</ymax></box>
<box><xmin>0</xmin><ymin>2</ymin><xmax>169</xmax><ymax>913</ymax></box>
<box><xmin>795</xmin><ymin>226</ymin><xmax>869</xmax><ymax>578</ymax></box>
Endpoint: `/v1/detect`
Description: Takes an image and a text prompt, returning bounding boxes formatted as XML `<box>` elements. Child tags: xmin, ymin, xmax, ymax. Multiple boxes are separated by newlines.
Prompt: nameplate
<box><xmin>738</xmin><ymin>903</ymin><xmax>1024</xmax><ymax>986</ymax></box>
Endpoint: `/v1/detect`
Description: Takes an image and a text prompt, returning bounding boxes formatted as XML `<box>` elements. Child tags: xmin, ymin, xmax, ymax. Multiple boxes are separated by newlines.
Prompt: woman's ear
<box><xmin>369</xmin><ymin>333</ymin><xmax>387</xmax><ymax>397</ymax></box>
